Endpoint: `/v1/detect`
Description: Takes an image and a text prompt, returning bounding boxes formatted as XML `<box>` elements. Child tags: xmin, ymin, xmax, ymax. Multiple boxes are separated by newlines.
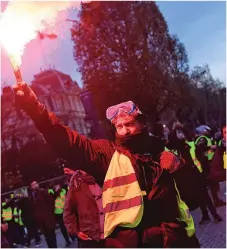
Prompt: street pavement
<box><xmin>30</xmin><ymin>182</ymin><xmax>226</xmax><ymax>248</ymax></box>
<box><xmin>191</xmin><ymin>182</ymin><xmax>226</xmax><ymax>248</ymax></box>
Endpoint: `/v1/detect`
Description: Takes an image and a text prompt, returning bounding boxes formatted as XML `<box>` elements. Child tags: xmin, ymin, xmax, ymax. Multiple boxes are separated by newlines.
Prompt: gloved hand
<box><xmin>12</xmin><ymin>82</ymin><xmax>43</xmax><ymax>116</ymax></box>
<box><xmin>160</xmin><ymin>151</ymin><xmax>181</xmax><ymax>173</ymax></box>
<box><xmin>64</xmin><ymin>168</ymin><xmax>76</xmax><ymax>176</ymax></box>
<box><xmin>77</xmin><ymin>232</ymin><xmax>92</xmax><ymax>241</ymax></box>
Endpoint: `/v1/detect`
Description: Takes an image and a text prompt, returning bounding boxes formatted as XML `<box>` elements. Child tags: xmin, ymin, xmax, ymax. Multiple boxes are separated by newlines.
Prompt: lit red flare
<box><xmin>0</xmin><ymin>0</ymin><xmax>84</xmax><ymax>81</ymax></box>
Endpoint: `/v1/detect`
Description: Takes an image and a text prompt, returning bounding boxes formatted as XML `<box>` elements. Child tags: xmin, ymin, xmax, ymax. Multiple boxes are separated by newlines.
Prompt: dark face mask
<box><xmin>115</xmin><ymin>127</ymin><xmax>151</xmax><ymax>153</ymax></box>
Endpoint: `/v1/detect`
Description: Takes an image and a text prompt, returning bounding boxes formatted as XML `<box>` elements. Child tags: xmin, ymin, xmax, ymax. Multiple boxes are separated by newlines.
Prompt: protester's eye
<box><xmin>116</xmin><ymin>125</ymin><xmax>122</xmax><ymax>130</ymax></box>
<box><xmin>126</xmin><ymin>122</ymin><xmax>134</xmax><ymax>127</ymax></box>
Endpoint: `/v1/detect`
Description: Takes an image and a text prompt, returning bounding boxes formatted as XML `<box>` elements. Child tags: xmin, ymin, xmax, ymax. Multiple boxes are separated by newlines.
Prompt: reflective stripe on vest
<box><xmin>186</xmin><ymin>141</ymin><xmax>203</xmax><ymax>173</ymax></box>
<box><xmin>164</xmin><ymin>148</ymin><xmax>197</xmax><ymax>236</ymax></box>
<box><xmin>164</xmin><ymin>147</ymin><xmax>178</xmax><ymax>156</ymax></box>
<box><xmin>2</xmin><ymin>207</ymin><xmax>12</xmax><ymax>221</ymax></box>
<box><xmin>48</xmin><ymin>189</ymin><xmax>54</xmax><ymax>195</ymax></box>
<box><xmin>13</xmin><ymin>208</ymin><xmax>23</xmax><ymax>226</ymax></box>
<box><xmin>218</xmin><ymin>140</ymin><xmax>222</xmax><ymax>146</ymax></box>
<box><xmin>195</xmin><ymin>135</ymin><xmax>214</xmax><ymax>161</ymax></box>
<box><xmin>173</xmin><ymin>180</ymin><xmax>195</xmax><ymax>237</ymax></box>
<box><xmin>61</xmin><ymin>188</ymin><xmax>67</xmax><ymax>197</ymax></box>
<box><xmin>102</xmin><ymin>151</ymin><xmax>145</xmax><ymax>238</ymax></box>
<box><xmin>55</xmin><ymin>197</ymin><xmax>64</xmax><ymax>214</ymax></box>
<box><xmin>54</xmin><ymin>189</ymin><xmax>66</xmax><ymax>214</ymax></box>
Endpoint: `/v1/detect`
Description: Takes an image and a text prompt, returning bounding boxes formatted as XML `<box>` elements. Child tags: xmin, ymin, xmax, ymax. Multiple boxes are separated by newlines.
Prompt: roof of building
<box><xmin>31</xmin><ymin>69</ymin><xmax>81</xmax><ymax>96</ymax></box>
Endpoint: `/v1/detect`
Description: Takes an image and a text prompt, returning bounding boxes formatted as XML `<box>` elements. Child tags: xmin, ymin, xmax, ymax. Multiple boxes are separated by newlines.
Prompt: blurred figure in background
<box><xmin>30</xmin><ymin>181</ymin><xmax>57</xmax><ymax>248</ymax></box>
<box><xmin>210</xmin><ymin>124</ymin><xmax>226</xmax><ymax>182</ymax></box>
<box><xmin>167</xmin><ymin>122</ymin><xmax>222</xmax><ymax>225</ymax></box>
<box><xmin>195</xmin><ymin>126</ymin><xmax>225</xmax><ymax>207</ymax></box>
<box><xmin>1</xmin><ymin>195</ymin><xmax>18</xmax><ymax>247</ymax></box>
<box><xmin>52</xmin><ymin>183</ymin><xmax>72</xmax><ymax>247</ymax></box>
<box><xmin>17</xmin><ymin>191</ymin><xmax>42</xmax><ymax>247</ymax></box>
<box><xmin>12</xmin><ymin>195</ymin><xmax>26</xmax><ymax>247</ymax></box>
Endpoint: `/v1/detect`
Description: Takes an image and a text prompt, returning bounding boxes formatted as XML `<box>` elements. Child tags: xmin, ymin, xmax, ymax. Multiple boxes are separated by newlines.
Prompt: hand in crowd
<box><xmin>77</xmin><ymin>232</ymin><xmax>92</xmax><ymax>241</ymax></box>
<box><xmin>64</xmin><ymin>168</ymin><xmax>75</xmax><ymax>175</ymax></box>
<box><xmin>1</xmin><ymin>223</ymin><xmax>8</xmax><ymax>232</ymax></box>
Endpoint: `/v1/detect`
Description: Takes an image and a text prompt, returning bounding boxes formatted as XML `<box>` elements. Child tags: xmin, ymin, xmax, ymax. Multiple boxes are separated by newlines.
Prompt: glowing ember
<box><xmin>0</xmin><ymin>0</ymin><xmax>82</xmax><ymax>66</ymax></box>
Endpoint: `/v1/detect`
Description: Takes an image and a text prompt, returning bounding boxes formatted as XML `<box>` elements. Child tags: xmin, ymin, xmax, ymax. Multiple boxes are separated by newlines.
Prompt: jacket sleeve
<box><xmin>63</xmin><ymin>187</ymin><xmax>79</xmax><ymax>236</ymax></box>
<box><xmin>30</xmin><ymin>105</ymin><xmax>114</xmax><ymax>183</ymax></box>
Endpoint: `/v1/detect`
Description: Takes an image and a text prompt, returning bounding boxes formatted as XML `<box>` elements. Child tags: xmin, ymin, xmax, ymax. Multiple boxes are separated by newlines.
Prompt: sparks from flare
<box><xmin>0</xmin><ymin>0</ymin><xmax>82</xmax><ymax>71</ymax></box>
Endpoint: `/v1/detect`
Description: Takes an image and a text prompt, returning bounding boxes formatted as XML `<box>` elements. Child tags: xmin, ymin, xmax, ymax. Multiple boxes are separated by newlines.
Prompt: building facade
<box><xmin>1</xmin><ymin>69</ymin><xmax>90</xmax><ymax>191</ymax></box>
<box><xmin>31</xmin><ymin>69</ymin><xmax>90</xmax><ymax>136</ymax></box>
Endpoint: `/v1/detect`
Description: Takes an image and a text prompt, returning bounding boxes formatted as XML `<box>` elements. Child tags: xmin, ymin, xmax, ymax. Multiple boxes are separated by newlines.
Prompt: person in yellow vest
<box><xmin>2</xmin><ymin>195</ymin><xmax>26</xmax><ymax>247</ymax></box>
<box><xmin>1</xmin><ymin>197</ymin><xmax>14</xmax><ymax>247</ymax></box>
<box><xmin>12</xmin><ymin>203</ymin><xmax>26</xmax><ymax>247</ymax></box>
<box><xmin>52</xmin><ymin>184</ymin><xmax>72</xmax><ymax>247</ymax></box>
<box><xmin>195</xmin><ymin>126</ymin><xmax>225</xmax><ymax>207</ymax></box>
<box><xmin>210</xmin><ymin>124</ymin><xmax>226</xmax><ymax>182</ymax></box>
<box><xmin>167</xmin><ymin>122</ymin><xmax>222</xmax><ymax>225</ymax></box>
<box><xmin>14</xmin><ymin>84</ymin><xmax>196</xmax><ymax>247</ymax></box>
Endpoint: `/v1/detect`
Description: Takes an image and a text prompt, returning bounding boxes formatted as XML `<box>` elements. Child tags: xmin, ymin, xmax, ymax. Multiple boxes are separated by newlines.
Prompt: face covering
<box><xmin>115</xmin><ymin>127</ymin><xmax>151</xmax><ymax>153</ymax></box>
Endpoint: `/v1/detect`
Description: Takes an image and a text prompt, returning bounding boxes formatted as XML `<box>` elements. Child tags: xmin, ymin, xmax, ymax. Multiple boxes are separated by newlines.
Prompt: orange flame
<box><xmin>0</xmin><ymin>0</ymin><xmax>82</xmax><ymax>67</ymax></box>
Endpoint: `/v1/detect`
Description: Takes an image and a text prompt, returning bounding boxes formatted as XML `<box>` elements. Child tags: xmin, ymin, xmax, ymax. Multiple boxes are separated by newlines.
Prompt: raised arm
<box><xmin>13</xmin><ymin>82</ymin><xmax>114</xmax><ymax>183</ymax></box>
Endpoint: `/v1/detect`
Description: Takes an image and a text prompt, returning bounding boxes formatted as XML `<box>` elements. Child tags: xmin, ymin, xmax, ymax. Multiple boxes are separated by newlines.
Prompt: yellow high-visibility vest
<box><xmin>54</xmin><ymin>188</ymin><xmax>66</xmax><ymax>215</ymax></box>
<box><xmin>2</xmin><ymin>207</ymin><xmax>13</xmax><ymax>221</ymax></box>
<box><xmin>195</xmin><ymin>135</ymin><xmax>214</xmax><ymax>161</ymax></box>
<box><xmin>174</xmin><ymin>180</ymin><xmax>195</xmax><ymax>237</ymax></box>
<box><xmin>102</xmin><ymin>151</ymin><xmax>145</xmax><ymax>238</ymax></box>
<box><xmin>186</xmin><ymin>141</ymin><xmax>203</xmax><ymax>173</ymax></box>
<box><xmin>103</xmin><ymin>151</ymin><xmax>196</xmax><ymax>239</ymax></box>
<box><xmin>13</xmin><ymin>208</ymin><xmax>24</xmax><ymax>226</ymax></box>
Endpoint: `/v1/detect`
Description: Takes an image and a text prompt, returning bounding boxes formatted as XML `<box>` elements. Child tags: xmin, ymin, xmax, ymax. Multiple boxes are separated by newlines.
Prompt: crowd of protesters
<box><xmin>1</xmin><ymin>81</ymin><xmax>226</xmax><ymax>248</ymax></box>
<box><xmin>1</xmin><ymin>178</ymin><xmax>75</xmax><ymax>248</ymax></box>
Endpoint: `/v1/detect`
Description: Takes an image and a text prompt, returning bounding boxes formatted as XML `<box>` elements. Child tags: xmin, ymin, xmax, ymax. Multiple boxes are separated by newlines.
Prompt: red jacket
<box><xmin>63</xmin><ymin>174</ymin><xmax>103</xmax><ymax>241</ymax></box>
<box><xmin>30</xmin><ymin>107</ymin><xmax>187</xmax><ymax>246</ymax></box>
